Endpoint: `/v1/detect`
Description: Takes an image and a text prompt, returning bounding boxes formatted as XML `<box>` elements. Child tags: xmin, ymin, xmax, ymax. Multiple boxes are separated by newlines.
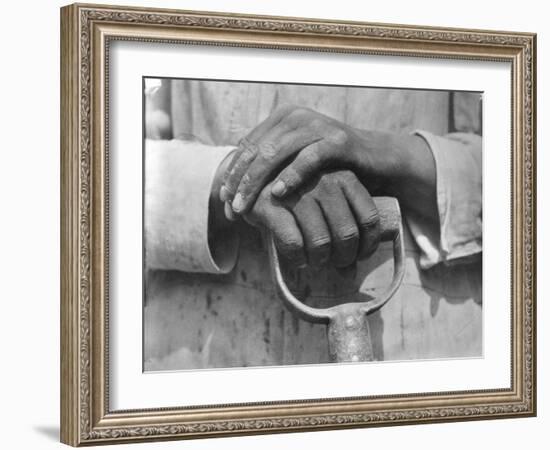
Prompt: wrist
<box><xmin>352</xmin><ymin>130</ymin><xmax>409</xmax><ymax>194</ymax></box>
<box><xmin>353</xmin><ymin>130</ymin><xmax>435</xmax><ymax>202</ymax></box>
<box><xmin>354</xmin><ymin>129</ymin><xmax>437</xmax><ymax>220</ymax></box>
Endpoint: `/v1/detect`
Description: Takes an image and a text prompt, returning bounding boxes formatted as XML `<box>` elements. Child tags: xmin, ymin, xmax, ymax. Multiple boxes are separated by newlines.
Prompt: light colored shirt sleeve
<box><xmin>406</xmin><ymin>131</ymin><xmax>482</xmax><ymax>269</ymax></box>
<box><xmin>145</xmin><ymin>139</ymin><xmax>238</xmax><ymax>274</ymax></box>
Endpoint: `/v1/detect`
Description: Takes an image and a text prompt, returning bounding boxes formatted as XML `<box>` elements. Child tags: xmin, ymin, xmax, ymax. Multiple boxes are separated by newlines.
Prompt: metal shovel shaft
<box><xmin>327</xmin><ymin>303</ymin><xmax>374</xmax><ymax>362</ymax></box>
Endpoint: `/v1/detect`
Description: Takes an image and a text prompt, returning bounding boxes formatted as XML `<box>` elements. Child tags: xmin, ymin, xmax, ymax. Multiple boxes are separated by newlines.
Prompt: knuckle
<box><xmin>237</xmin><ymin>174</ymin><xmax>254</xmax><ymax>196</ymax></box>
<box><xmin>240</xmin><ymin>144</ymin><xmax>257</xmax><ymax>161</ymax></box>
<box><xmin>359</xmin><ymin>212</ymin><xmax>380</xmax><ymax>230</ymax></box>
<box><xmin>258</xmin><ymin>142</ymin><xmax>278</xmax><ymax>162</ymax></box>
<box><xmin>238</xmin><ymin>137</ymin><xmax>258</xmax><ymax>156</ymax></box>
<box><xmin>328</xmin><ymin>129</ymin><xmax>349</xmax><ymax>148</ymax></box>
<box><xmin>228</xmin><ymin>166</ymin><xmax>240</xmax><ymax>181</ymax></box>
<box><xmin>310</xmin><ymin>235</ymin><xmax>331</xmax><ymax>250</ymax></box>
<box><xmin>240</xmin><ymin>172</ymin><xmax>252</xmax><ymax>186</ymax></box>
<box><xmin>309</xmin><ymin>118</ymin><xmax>325</xmax><ymax>131</ymax></box>
<box><xmin>287</xmin><ymin>106</ymin><xmax>308</xmax><ymax>120</ymax></box>
<box><xmin>336</xmin><ymin>225</ymin><xmax>359</xmax><ymax>242</ymax></box>
<box><xmin>336</xmin><ymin>170</ymin><xmax>356</xmax><ymax>184</ymax></box>
<box><xmin>222</xmin><ymin>184</ymin><xmax>236</xmax><ymax>197</ymax></box>
<box><xmin>277</xmin><ymin>234</ymin><xmax>303</xmax><ymax>253</ymax></box>
<box><xmin>300</xmin><ymin>149</ymin><xmax>321</xmax><ymax>168</ymax></box>
<box><xmin>228</xmin><ymin>159</ymin><xmax>252</xmax><ymax>183</ymax></box>
<box><xmin>318</xmin><ymin>174</ymin><xmax>338</xmax><ymax>193</ymax></box>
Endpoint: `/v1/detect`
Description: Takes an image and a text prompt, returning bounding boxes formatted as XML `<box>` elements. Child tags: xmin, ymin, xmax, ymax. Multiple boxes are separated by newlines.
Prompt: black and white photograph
<box><xmin>143</xmin><ymin>78</ymin><xmax>482</xmax><ymax>372</ymax></box>
<box><xmin>1</xmin><ymin>0</ymin><xmax>545</xmax><ymax>447</ymax></box>
<box><xmin>53</xmin><ymin>0</ymin><xmax>540</xmax><ymax>446</ymax></box>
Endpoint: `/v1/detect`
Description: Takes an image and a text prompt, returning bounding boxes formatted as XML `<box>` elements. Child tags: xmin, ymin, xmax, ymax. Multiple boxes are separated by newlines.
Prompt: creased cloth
<box><xmin>407</xmin><ymin>131</ymin><xmax>482</xmax><ymax>269</ymax></box>
<box><xmin>145</xmin><ymin>139</ymin><xmax>238</xmax><ymax>274</ymax></box>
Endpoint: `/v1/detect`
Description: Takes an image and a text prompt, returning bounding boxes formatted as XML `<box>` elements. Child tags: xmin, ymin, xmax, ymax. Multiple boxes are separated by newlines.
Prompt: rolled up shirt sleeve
<box><xmin>406</xmin><ymin>130</ymin><xmax>482</xmax><ymax>269</ymax></box>
<box><xmin>145</xmin><ymin>139</ymin><xmax>238</xmax><ymax>274</ymax></box>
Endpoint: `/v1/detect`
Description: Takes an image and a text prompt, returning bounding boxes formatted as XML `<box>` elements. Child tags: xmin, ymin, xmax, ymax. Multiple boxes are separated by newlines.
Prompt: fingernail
<box><xmin>224</xmin><ymin>202</ymin><xmax>236</xmax><ymax>221</ymax></box>
<box><xmin>232</xmin><ymin>193</ymin><xmax>244</xmax><ymax>213</ymax></box>
<box><xmin>220</xmin><ymin>186</ymin><xmax>230</xmax><ymax>202</ymax></box>
<box><xmin>271</xmin><ymin>180</ymin><xmax>286</xmax><ymax>196</ymax></box>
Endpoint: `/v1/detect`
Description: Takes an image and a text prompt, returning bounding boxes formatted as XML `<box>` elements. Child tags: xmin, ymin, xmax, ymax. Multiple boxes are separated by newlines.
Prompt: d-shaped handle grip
<box><xmin>267</xmin><ymin>197</ymin><xmax>406</xmax><ymax>362</ymax></box>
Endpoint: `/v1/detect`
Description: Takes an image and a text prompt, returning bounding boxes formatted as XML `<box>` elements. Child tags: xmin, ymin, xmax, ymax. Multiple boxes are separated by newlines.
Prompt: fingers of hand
<box><xmin>291</xmin><ymin>198</ymin><xmax>331</xmax><ymax>268</ymax></box>
<box><xmin>220</xmin><ymin>105</ymin><xmax>298</xmax><ymax>204</ymax></box>
<box><xmin>221</xmin><ymin>137</ymin><xmax>258</xmax><ymax>203</ymax></box>
<box><xmin>339</xmin><ymin>173</ymin><xmax>381</xmax><ymax>258</ymax></box>
<box><xmin>332</xmin><ymin>224</ymin><xmax>360</xmax><ymax>268</ymax></box>
<box><xmin>249</xmin><ymin>189</ymin><xmax>307</xmax><ymax>268</ymax></box>
<box><xmin>224</xmin><ymin>201</ymin><xmax>237</xmax><ymax>221</ymax></box>
<box><xmin>316</xmin><ymin>181</ymin><xmax>359</xmax><ymax>268</ymax></box>
<box><xmin>271</xmin><ymin>141</ymin><xmax>326</xmax><ymax>198</ymax></box>
<box><xmin>269</xmin><ymin>212</ymin><xmax>307</xmax><ymax>268</ymax></box>
<box><xmin>231</xmin><ymin>130</ymin><xmax>320</xmax><ymax>215</ymax></box>
<box><xmin>231</xmin><ymin>140</ymin><xmax>281</xmax><ymax>215</ymax></box>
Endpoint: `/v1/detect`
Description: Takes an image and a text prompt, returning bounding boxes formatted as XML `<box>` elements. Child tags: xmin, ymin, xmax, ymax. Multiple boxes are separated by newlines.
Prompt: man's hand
<box><xmin>219</xmin><ymin>104</ymin><xmax>439</xmax><ymax>227</ymax></box>
<box><xmin>220</xmin><ymin>105</ymin><xmax>395</xmax><ymax>214</ymax></box>
<box><xmin>220</xmin><ymin>105</ymin><xmax>366</xmax><ymax>214</ymax></box>
<box><xmin>244</xmin><ymin>170</ymin><xmax>381</xmax><ymax>269</ymax></box>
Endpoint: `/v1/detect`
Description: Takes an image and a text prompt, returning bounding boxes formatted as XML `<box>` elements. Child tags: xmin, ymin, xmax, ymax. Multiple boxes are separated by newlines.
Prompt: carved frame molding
<box><xmin>60</xmin><ymin>3</ymin><xmax>536</xmax><ymax>446</ymax></box>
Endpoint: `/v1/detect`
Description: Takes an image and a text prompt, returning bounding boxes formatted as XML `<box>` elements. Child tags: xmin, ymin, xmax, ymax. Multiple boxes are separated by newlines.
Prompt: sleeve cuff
<box><xmin>407</xmin><ymin>130</ymin><xmax>482</xmax><ymax>269</ymax></box>
<box><xmin>145</xmin><ymin>139</ymin><xmax>239</xmax><ymax>274</ymax></box>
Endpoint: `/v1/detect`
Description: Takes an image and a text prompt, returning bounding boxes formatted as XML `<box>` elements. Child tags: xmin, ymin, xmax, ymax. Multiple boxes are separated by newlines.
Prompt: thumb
<box><xmin>271</xmin><ymin>143</ymin><xmax>325</xmax><ymax>197</ymax></box>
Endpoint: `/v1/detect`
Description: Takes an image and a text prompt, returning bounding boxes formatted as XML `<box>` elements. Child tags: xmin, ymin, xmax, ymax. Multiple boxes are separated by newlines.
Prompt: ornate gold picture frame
<box><xmin>60</xmin><ymin>3</ymin><xmax>536</xmax><ymax>446</ymax></box>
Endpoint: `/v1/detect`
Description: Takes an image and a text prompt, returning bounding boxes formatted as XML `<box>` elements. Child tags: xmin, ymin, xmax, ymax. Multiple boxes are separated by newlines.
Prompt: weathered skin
<box><xmin>217</xmin><ymin>106</ymin><xmax>439</xmax><ymax>270</ymax></box>
<box><xmin>244</xmin><ymin>170</ymin><xmax>382</xmax><ymax>269</ymax></box>
<box><xmin>266</xmin><ymin>197</ymin><xmax>406</xmax><ymax>363</ymax></box>
<box><xmin>220</xmin><ymin>105</ymin><xmax>438</xmax><ymax>228</ymax></box>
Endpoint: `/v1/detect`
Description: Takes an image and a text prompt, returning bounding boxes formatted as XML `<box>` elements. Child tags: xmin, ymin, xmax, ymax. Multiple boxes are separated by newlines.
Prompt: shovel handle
<box><xmin>267</xmin><ymin>197</ymin><xmax>405</xmax><ymax>324</ymax></box>
<box><xmin>267</xmin><ymin>197</ymin><xmax>405</xmax><ymax>362</ymax></box>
